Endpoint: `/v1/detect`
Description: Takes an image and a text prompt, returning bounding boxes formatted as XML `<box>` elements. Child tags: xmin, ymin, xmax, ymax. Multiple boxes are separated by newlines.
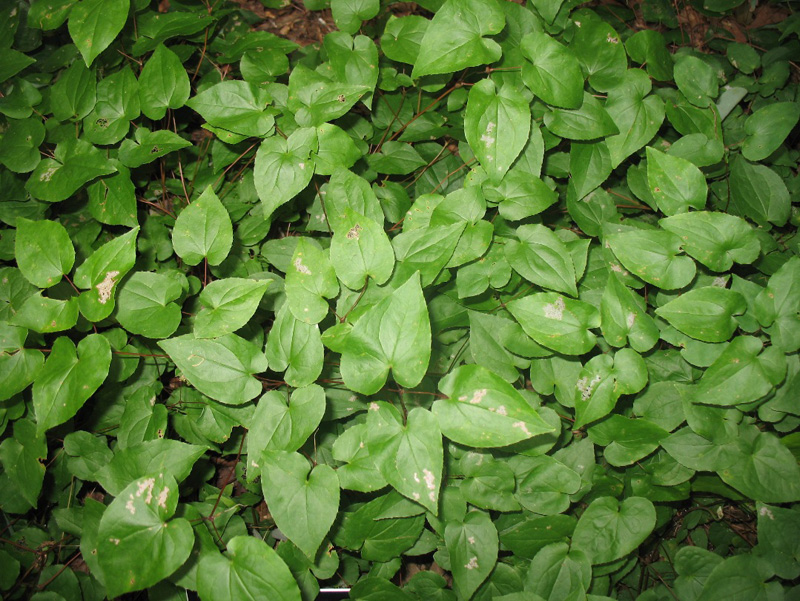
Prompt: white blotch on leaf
<box><xmin>626</xmin><ymin>312</ymin><xmax>636</xmax><ymax>328</ymax></box>
<box><xmin>512</xmin><ymin>421</ymin><xmax>532</xmax><ymax>437</ymax></box>
<box><xmin>96</xmin><ymin>270</ymin><xmax>120</xmax><ymax>304</ymax></box>
<box><xmin>607</xmin><ymin>33</ymin><xmax>619</xmax><ymax>43</ymax></box>
<box><xmin>543</xmin><ymin>296</ymin><xmax>565</xmax><ymax>320</ymax></box>
<box><xmin>464</xmin><ymin>556</ymin><xmax>479</xmax><ymax>570</ymax></box>
<box><xmin>369</xmin><ymin>402</ymin><xmax>380</xmax><ymax>411</ymax></box>
<box><xmin>39</xmin><ymin>166</ymin><xmax>58</xmax><ymax>182</ymax></box>
<box><xmin>125</xmin><ymin>494</ymin><xmax>136</xmax><ymax>515</ymax></box>
<box><xmin>469</xmin><ymin>389</ymin><xmax>487</xmax><ymax>405</ymax></box>
<box><xmin>468</xmin><ymin>536</ymin><xmax>476</xmax><ymax>544</ymax></box>
<box><xmin>157</xmin><ymin>487</ymin><xmax>169</xmax><ymax>509</ymax></box>
<box><xmin>346</xmin><ymin>224</ymin><xmax>362</xmax><ymax>240</ymax></box>
<box><xmin>293</xmin><ymin>257</ymin><xmax>311</xmax><ymax>275</ymax></box>
<box><xmin>713</xmin><ymin>276</ymin><xmax>727</xmax><ymax>287</ymax></box>
<box><xmin>136</xmin><ymin>477</ymin><xmax>155</xmax><ymax>504</ymax></box>
<box><xmin>576</xmin><ymin>374</ymin><xmax>602</xmax><ymax>401</ymax></box>
<box><xmin>759</xmin><ymin>506</ymin><xmax>775</xmax><ymax>520</ymax></box>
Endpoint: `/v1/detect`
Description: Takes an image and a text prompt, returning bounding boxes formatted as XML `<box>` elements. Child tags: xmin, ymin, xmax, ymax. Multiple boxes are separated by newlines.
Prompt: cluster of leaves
<box><xmin>1</xmin><ymin>0</ymin><xmax>800</xmax><ymax>599</ymax></box>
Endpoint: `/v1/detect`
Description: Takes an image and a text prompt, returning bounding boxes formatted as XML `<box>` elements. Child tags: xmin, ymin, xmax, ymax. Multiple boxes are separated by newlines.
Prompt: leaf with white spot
<box><xmin>98</xmin><ymin>473</ymin><xmax>193</xmax><ymax>597</ymax></box>
<box><xmin>284</xmin><ymin>238</ymin><xmax>339</xmax><ymax>324</ymax></box>
<box><xmin>464</xmin><ymin>79</ymin><xmax>530</xmax><ymax>184</ymax></box>
<box><xmin>330</xmin><ymin>208</ymin><xmax>395</xmax><ymax>290</ymax></box>
<box><xmin>365</xmin><ymin>403</ymin><xmax>442</xmax><ymax>514</ymax></box>
<box><xmin>445</xmin><ymin>510</ymin><xmax>498</xmax><ymax>600</ymax></box>
<box><xmin>433</xmin><ymin>365</ymin><xmax>555</xmax><ymax>448</ymax></box>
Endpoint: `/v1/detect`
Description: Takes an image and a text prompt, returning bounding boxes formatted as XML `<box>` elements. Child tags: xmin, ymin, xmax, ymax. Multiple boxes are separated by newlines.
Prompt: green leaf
<box><xmin>0</xmin><ymin>117</ymin><xmax>45</xmax><ymax>173</ymax></box>
<box><xmin>314</xmin><ymin>123</ymin><xmax>362</xmax><ymax>175</ymax></box>
<box><xmin>589</xmin><ymin>414</ymin><xmax>669</xmax><ymax>466</ymax></box>
<box><xmin>506</xmin><ymin>292</ymin><xmax>600</xmax><ymax>355</ymax></box>
<box><xmin>50</xmin><ymin>59</ymin><xmax>96</xmax><ymax>122</ymax></box>
<box><xmin>26</xmin><ymin>138</ymin><xmax>116</xmax><ymax>202</ymax></box>
<box><xmin>335</xmin><ymin>272</ymin><xmax>431</xmax><ymax>395</ymax></box>
<box><xmin>325</xmin><ymin>168</ymin><xmax>385</xmax><ymax>231</ymax></box>
<box><xmin>172</xmin><ymin>186</ymin><xmax>233</xmax><ymax>266</ymax></box>
<box><xmin>261</xmin><ymin>450</ymin><xmax>339</xmax><ymax>559</ymax></box>
<box><xmin>605</xmin><ymin>227</ymin><xmax>696</xmax><ymax>290</ymax></box>
<box><xmin>138</xmin><ymin>44</ymin><xmax>191</xmax><ymax>120</ymax></box>
<box><xmin>504</xmin><ymin>224</ymin><xmax>578</xmax><ymax>296</ymax></box>
<box><xmin>728</xmin><ymin>156</ymin><xmax>790</xmax><ymax>228</ymax></box>
<box><xmin>197</xmin><ymin>536</ymin><xmax>302</xmax><ymax>601</ymax></box>
<box><xmin>246</xmin><ymin>385</ymin><xmax>325</xmax><ymax>476</ymax></box>
<box><xmin>0</xmin><ymin>326</ymin><xmax>43</xmax><ymax>402</ymax></box>
<box><xmin>15</xmin><ymin>218</ymin><xmax>74</xmax><ymax>288</ymax></box>
<box><xmin>515</xmin><ymin>455</ymin><xmax>582</xmax><ymax>515</ymax></box>
<box><xmin>741</xmin><ymin>102</ymin><xmax>800</xmax><ymax>162</ymax></box>
<box><xmin>194</xmin><ymin>277</ymin><xmax>269</xmax><ymax>338</ymax></box>
<box><xmin>11</xmin><ymin>293</ymin><xmax>79</xmax><ymax>334</ymax></box>
<box><xmin>573</xmin><ymin>348</ymin><xmax>648</xmax><ymax>428</ymax></box>
<box><xmin>97</xmin><ymin>473</ymin><xmax>193</xmax><ymax>597</ymax></box>
<box><xmin>254</xmin><ymin>128</ymin><xmax>316</xmax><ymax>220</ymax></box>
<box><xmin>131</xmin><ymin>11</ymin><xmax>215</xmax><ymax>56</ymax></box>
<box><xmin>754</xmin><ymin>257</ymin><xmax>800</xmax><ymax>353</ymax></box>
<box><xmin>0</xmin><ymin>420</ymin><xmax>46</xmax><ymax>509</ymax></box>
<box><xmin>600</xmin><ymin>273</ymin><xmax>659</xmax><ymax>353</ymax></box>
<box><xmin>366</xmin><ymin>403</ymin><xmax>443</xmax><ymax>513</ymax></box>
<box><xmin>695</xmin><ymin>555</ymin><xmax>776</xmax><ymax>601</ymax></box>
<box><xmin>68</xmin><ymin>0</ymin><xmax>130</xmax><ymax>67</ymax></box>
<box><xmin>659</xmin><ymin>211</ymin><xmax>760</xmax><ymax>272</ymax></box>
<box><xmin>331</xmin><ymin>0</ymin><xmax>380</xmax><ymax>35</ymax></box>
<box><xmin>465</xmin><ymin>79</ymin><xmax>530</xmax><ymax>183</ymax></box>
<box><xmin>689</xmin><ymin>336</ymin><xmax>786</xmax><ymax>407</ymax></box>
<box><xmin>525</xmin><ymin>542</ymin><xmax>591</xmax><ymax>601</ymax></box>
<box><xmin>27</xmin><ymin>0</ymin><xmax>76</xmax><ymax>31</ymax></box>
<box><xmin>544</xmin><ymin>93</ymin><xmax>619</xmax><ymax>140</ymax></box>
<box><xmin>412</xmin><ymin>0</ymin><xmax>504</xmax><ymax>78</ymax></box>
<box><xmin>605</xmin><ymin>69</ymin><xmax>665</xmax><ymax>168</ymax></box>
<box><xmin>265</xmin><ymin>303</ymin><xmax>324</xmax><ymax>387</ymax></box>
<box><xmin>330</xmin><ymin>208</ymin><xmax>395</xmax><ymax>290</ymax></box>
<box><xmin>381</xmin><ymin>15</ymin><xmax>429</xmax><ymax>65</ymax></box>
<box><xmin>0</xmin><ymin>49</ymin><xmax>35</xmax><ymax>85</ymax></box>
<box><xmin>284</xmin><ymin>238</ymin><xmax>339</xmax><ymax>324</ymax></box>
<box><xmin>73</xmin><ymin>226</ymin><xmax>138</xmax><ymax>322</ymax></box>
<box><xmin>433</xmin><ymin>365</ymin><xmax>555</xmax><ymax>448</ymax></box>
<box><xmin>115</xmin><ymin>271</ymin><xmax>183</xmax><ymax>339</ymax></box>
<box><xmin>645</xmin><ymin>146</ymin><xmax>707</xmax><ymax>215</ymax></box>
<box><xmin>332</xmin><ymin>423</ymin><xmax>388</xmax><ymax>493</ymax></box>
<box><xmin>572</xmin><ymin>496</ymin><xmax>656</xmax><ymax>564</ymax></box>
<box><xmin>625</xmin><ymin>30</ymin><xmax>673</xmax><ymax>81</ymax></box>
<box><xmin>393</xmin><ymin>223</ymin><xmax>466</xmax><ymax>286</ymax></box>
<box><xmin>87</xmin><ymin>164</ymin><xmax>138</xmax><ymax>227</ymax></box>
<box><xmin>158</xmin><ymin>334</ymin><xmax>268</xmax><ymax>405</ymax></box>
<box><xmin>83</xmin><ymin>66</ymin><xmax>140</xmax><ymax>145</ymax></box>
<box><xmin>186</xmin><ymin>80</ymin><xmax>274</xmax><ymax>137</ymax></box>
<box><xmin>118</xmin><ymin>128</ymin><xmax>191</xmax><ymax>168</ymax></box>
<box><xmin>674</xmin><ymin>55</ymin><xmax>718</xmax><ymax>108</ymax></box>
<box><xmin>445</xmin><ymin>511</ymin><xmax>498</xmax><ymax>601</ymax></box>
<box><xmin>521</xmin><ymin>32</ymin><xmax>584</xmax><ymax>109</ymax></box>
<box><xmin>655</xmin><ymin>287</ymin><xmax>746</xmax><ymax>343</ymax></box>
<box><xmin>468</xmin><ymin>311</ymin><xmax>528</xmax><ymax>383</ymax></box>
<box><xmin>570</xmin><ymin>13</ymin><xmax>627</xmax><ymax>91</ymax></box>
<box><xmin>287</xmin><ymin>64</ymin><xmax>369</xmax><ymax>127</ymax></box>
<box><xmin>31</xmin><ymin>333</ymin><xmax>109</xmax><ymax>436</ymax></box>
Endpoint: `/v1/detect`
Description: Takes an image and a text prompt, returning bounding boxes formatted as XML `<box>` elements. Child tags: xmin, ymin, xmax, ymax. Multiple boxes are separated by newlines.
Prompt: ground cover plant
<box><xmin>0</xmin><ymin>0</ymin><xmax>799</xmax><ymax>598</ymax></box>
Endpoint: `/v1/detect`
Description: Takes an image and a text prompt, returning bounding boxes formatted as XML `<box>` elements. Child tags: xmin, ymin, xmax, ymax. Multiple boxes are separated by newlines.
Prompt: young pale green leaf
<box><xmin>246</xmin><ymin>385</ymin><xmax>325</xmax><ymax>479</ymax></box>
<box><xmin>172</xmin><ymin>186</ymin><xmax>233</xmax><ymax>266</ymax></box>
<box><xmin>26</xmin><ymin>138</ymin><xmax>116</xmax><ymax>202</ymax></box>
<box><xmin>138</xmin><ymin>44</ymin><xmax>191</xmax><ymax>120</ymax></box>
<box><xmin>197</xmin><ymin>536</ymin><xmax>302</xmax><ymax>601</ymax></box>
<box><xmin>659</xmin><ymin>211</ymin><xmax>760</xmax><ymax>272</ymax></box>
<box><xmin>254</xmin><ymin>128</ymin><xmax>316</xmax><ymax>220</ymax></box>
<box><xmin>158</xmin><ymin>334</ymin><xmax>268</xmax><ymax>405</ymax></box>
<box><xmin>445</xmin><ymin>510</ymin><xmax>498</xmax><ymax>601</ymax></box>
<box><xmin>365</xmin><ymin>403</ymin><xmax>442</xmax><ymax>513</ymax></box>
<box><xmin>465</xmin><ymin>79</ymin><xmax>530</xmax><ymax>183</ymax></box>
<box><xmin>15</xmin><ymin>218</ymin><xmax>74</xmax><ymax>288</ymax></box>
<box><xmin>330</xmin><ymin>208</ymin><xmax>394</xmax><ymax>290</ymax></box>
<box><xmin>655</xmin><ymin>287</ymin><xmax>747</xmax><ymax>343</ymax></box>
<box><xmin>504</xmin><ymin>224</ymin><xmax>578</xmax><ymax>296</ymax></box>
<box><xmin>600</xmin><ymin>273</ymin><xmax>659</xmax><ymax>353</ymax></box>
<box><xmin>506</xmin><ymin>293</ymin><xmax>600</xmax><ymax>355</ymax></box>
<box><xmin>673</xmin><ymin>55</ymin><xmax>718</xmax><ymax>108</ymax></box>
<box><xmin>95</xmin><ymin>439</ymin><xmax>206</xmax><ymax>495</ymax></box>
<box><xmin>688</xmin><ymin>336</ymin><xmax>787</xmax><ymax>407</ymax></box>
<box><xmin>521</xmin><ymin>32</ymin><xmax>584</xmax><ymax>109</ymax></box>
<box><xmin>118</xmin><ymin>128</ymin><xmax>192</xmax><ymax>168</ymax></box>
<box><xmin>605</xmin><ymin>228</ymin><xmax>696</xmax><ymax>290</ymax></box>
<box><xmin>754</xmin><ymin>257</ymin><xmax>800</xmax><ymax>353</ymax></box>
<box><xmin>729</xmin><ymin>156</ymin><xmax>790</xmax><ymax>228</ymax></box>
<box><xmin>741</xmin><ymin>102</ymin><xmax>800</xmax><ymax>162</ymax></box>
<box><xmin>115</xmin><ymin>271</ymin><xmax>183</xmax><ymax>339</ymax></box>
<box><xmin>74</xmin><ymin>226</ymin><xmax>138</xmax><ymax>322</ymax></box>
<box><xmin>543</xmin><ymin>92</ymin><xmax>619</xmax><ymax>140</ymax></box>
<box><xmin>265</xmin><ymin>303</ymin><xmax>324</xmax><ymax>387</ymax></box>
<box><xmin>336</xmin><ymin>272</ymin><xmax>430</xmax><ymax>394</ymax></box>
<box><xmin>261</xmin><ymin>450</ymin><xmax>339</xmax><ymax>559</ymax></box>
<box><xmin>573</xmin><ymin>348</ymin><xmax>648</xmax><ymax>428</ymax></box>
<box><xmin>572</xmin><ymin>496</ymin><xmax>656</xmax><ymax>564</ymax></box>
<box><xmin>284</xmin><ymin>238</ymin><xmax>339</xmax><ymax>324</ymax></box>
<box><xmin>68</xmin><ymin>0</ymin><xmax>130</xmax><ymax>67</ymax></box>
<box><xmin>412</xmin><ymin>0</ymin><xmax>504</xmax><ymax>78</ymax></box>
<box><xmin>0</xmin><ymin>117</ymin><xmax>45</xmax><ymax>173</ymax></box>
<box><xmin>186</xmin><ymin>80</ymin><xmax>274</xmax><ymax>137</ymax></box>
<box><xmin>97</xmin><ymin>473</ymin><xmax>193</xmax><ymax>598</ymax></box>
<box><xmin>194</xmin><ymin>277</ymin><xmax>270</xmax><ymax>338</ymax></box>
<box><xmin>605</xmin><ymin>69</ymin><xmax>665</xmax><ymax>168</ymax></box>
<box><xmin>32</xmin><ymin>334</ymin><xmax>111</xmax><ymax>435</ymax></box>
<box><xmin>645</xmin><ymin>146</ymin><xmax>707</xmax><ymax>215</ymax></box>
<box><xmin>433</xmin><ymin>365</ymin><xmax>555</xmax><ymax>448</ymax></box>
<box><xmin>525</xmin><ymin>542</ymin><xmax>591</xmax><ymax>601</ymax></box>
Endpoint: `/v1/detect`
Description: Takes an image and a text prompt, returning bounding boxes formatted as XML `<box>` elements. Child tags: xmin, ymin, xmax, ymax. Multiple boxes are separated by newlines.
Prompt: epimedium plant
<box><xmin>0</xmin><ymin>0</ymin><xmax>799</xmax><ymax>599</ymax></box>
